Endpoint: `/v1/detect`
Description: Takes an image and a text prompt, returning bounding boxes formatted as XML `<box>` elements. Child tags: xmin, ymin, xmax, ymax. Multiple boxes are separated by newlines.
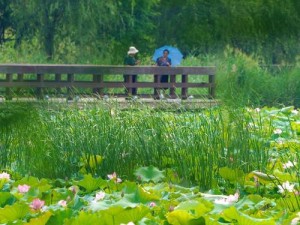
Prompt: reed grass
<box><xmin>0</xmin><ymin>101</ymin><xmax>272</xmax><ymax>190</ymax></box>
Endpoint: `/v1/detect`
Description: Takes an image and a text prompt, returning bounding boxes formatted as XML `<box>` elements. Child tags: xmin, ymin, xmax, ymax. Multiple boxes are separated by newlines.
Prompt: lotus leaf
<box><xmin>77</xmin><ymin>174</ymin><xmax>106</xmax><ymax>192</ymax></box>
<box><xmin>134</xmin><ymin>166</ymin><xmax>165</xmax><ymax>183</ymax></box>
<box><xmin>24</xmin><ymin>211</ymin><xmax>52</xmax><ymax>225</ymax></box>
<box><xmin>0</xmin><ymin>203</ymin><xmax>30</xmax><ymax>224</ymax></box>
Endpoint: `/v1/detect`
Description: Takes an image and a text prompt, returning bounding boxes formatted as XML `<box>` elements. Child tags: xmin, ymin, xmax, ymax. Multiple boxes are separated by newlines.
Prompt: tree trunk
<box><xmin>43</xmin><ymin>7</ymin><xmax>55</xmax><ymax>60</ymax></box>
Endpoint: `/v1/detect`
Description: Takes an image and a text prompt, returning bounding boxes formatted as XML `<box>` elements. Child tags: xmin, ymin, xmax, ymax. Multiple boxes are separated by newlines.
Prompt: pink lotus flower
<box><xmin>149</xmin><ymin>202</ymin><xmax>157</xmax><ymax>207</ymax></box>
<box><xmin>69</xmin><ymin>186</ymin><xmax>79</xmax><ymax>195</ymax></box>
<box><xmin>107</xmin><ymin>172</ymin><xmax>122</xmax><ymax>183</ymax></box>
<box><xmin>95</xmin><ymin>191</ymin><xmax>105</xmax><ymax>201</ymax></box>
<box><xmin>30</xmin><ymin>198</ymin><xmax>45</xmax><ymax>211</ymax></box>
<box><xmin>0</xmin><ymin>172</ymin><xmax>10</xmax><ymax>180</ymax></box>
<box><xmin>214</xmin><ymin>192</ymin><xmax>239</xmax><ymax>205</ymax></box>
<box><xmin>57</xmin><ymin>200</ymin><xmax>67</xmax><ymax>207</ymax></box>
<box><xmin>18</xmin><ymin>184</ymin><xmax>30</xmax><ymax>193</ymax></box>
<box><xmin>169</xmin><ymin>205</ymin><xmax>175</xmax><ymax>212</ymax></box>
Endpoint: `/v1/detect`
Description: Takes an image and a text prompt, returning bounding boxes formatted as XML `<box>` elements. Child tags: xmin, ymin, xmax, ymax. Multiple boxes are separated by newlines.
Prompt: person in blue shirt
<box><xmin>156</xmin><ymin>49</ymin><xmax>171</xmax><ymax>98</ymax></box>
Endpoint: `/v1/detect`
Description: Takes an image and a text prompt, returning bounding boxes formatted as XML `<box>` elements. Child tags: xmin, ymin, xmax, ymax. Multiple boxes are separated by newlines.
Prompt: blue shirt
<box><xmin>156</xmin><ymin>57</ymin><xmax>171</xmax><ymax>66</ymax></box>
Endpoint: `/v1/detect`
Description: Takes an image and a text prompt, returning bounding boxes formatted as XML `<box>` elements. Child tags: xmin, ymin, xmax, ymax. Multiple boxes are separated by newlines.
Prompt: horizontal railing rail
<box><xmin>0</xmin><ymin>64</ymin><xmax>216</xmax><ymax>100</ymax></box>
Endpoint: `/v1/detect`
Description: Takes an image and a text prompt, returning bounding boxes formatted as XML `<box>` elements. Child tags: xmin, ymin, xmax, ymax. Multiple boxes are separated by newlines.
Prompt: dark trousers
<box><xmin>124</xmin><ymin>75</ymin><xmax>137</xmax><ymax>95</ymax></box>
<box><xmin>154</xmin><ymin>74</ymin><xmax>169</xmax><ymax>99</ymax></box>
<box><xmin>160</xmin><ymin>75</ymin><xmax>169</xmax><ymax>83</ymax></box>
<box><xmin>161</xmin><ymin>75</ymin><xmax>169</xmax><ymax>90</ymax></box>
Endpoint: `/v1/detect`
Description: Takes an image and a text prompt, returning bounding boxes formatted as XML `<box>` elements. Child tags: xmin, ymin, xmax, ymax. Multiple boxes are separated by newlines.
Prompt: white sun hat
<box><xmin>128</xmin><ymin>46</ymin><xmax>139</xmax><ymax>54</ymax></box>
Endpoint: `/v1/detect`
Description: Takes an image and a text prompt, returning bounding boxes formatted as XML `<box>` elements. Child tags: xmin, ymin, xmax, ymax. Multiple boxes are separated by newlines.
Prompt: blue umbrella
<box><xmin>152</xmin><ymin>45</ymin><xmax>183</xmax><ymax>66</ymax></box>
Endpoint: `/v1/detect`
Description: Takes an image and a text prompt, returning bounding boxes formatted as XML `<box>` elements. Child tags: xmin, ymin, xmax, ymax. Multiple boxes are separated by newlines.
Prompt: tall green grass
<box><xmin>0</xmin><ymin>101</ymin><xmax>272</xmax><ymax>190</ymax></box>
<box><xmin>215</xmin><ymin>47</ymin><xmax>300</xmax><ymax>108</ymax></box>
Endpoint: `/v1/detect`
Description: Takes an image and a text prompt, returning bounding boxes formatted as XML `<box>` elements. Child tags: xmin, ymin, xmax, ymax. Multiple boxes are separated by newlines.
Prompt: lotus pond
<box><xmin>0</xmin><ymin>103</ymin><xmax>299</xmax><ymax>224</ymax></box>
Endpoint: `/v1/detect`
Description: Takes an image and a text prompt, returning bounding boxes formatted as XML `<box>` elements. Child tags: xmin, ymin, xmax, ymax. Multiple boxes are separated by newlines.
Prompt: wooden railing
<box><xmin>0</xmin><ymin>64</ymin><xmax>216</xmax><ymax>100</ymax></box>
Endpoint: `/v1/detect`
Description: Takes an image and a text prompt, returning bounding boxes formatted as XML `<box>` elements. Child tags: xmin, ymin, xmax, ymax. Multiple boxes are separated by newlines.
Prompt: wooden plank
<box><xmin>0</xmin><ymin>81</ymin><xmax>212</xmax><ymax>88</ymax></box>
<box><xmin>209</xmin><ymin>74</ymin><xmax>216</xmax><ymax>99</ymax></box>
<box><xmin>92</xmin><ymin>74</ymin><xmax>103</xmax><ymax>95</ymax></box>
<box><xmin>16</xmin><ymin>73</ymin><xmax>24</xmax><ymax>94</ymax></box>
<box><xmin>181</xmin><ymin>74</ymin><xmax>188</xmax><ymax>99</ymax></box>
<box><xmin>55</xmin><ymin>74</ymin><xmax>62</xmax><ymax>94</ymax></box>
<box><xmin>170</xmin><ymin>75</ymin><xmax>176</xmax><ymax>98</ymax></box>
<box><xmin>67</xmin><ymin>74</ymin><xmax>74</xmax><ymax>100</ymax></box>
<box><xmin>5</xmin><ymin>73</ymin><xmax>13</xmax><ymax>100</ymax></box>
<box><xmin>0</xmin><ymin>65</ymin><xmax>216</xmax><ymax>99</ymax></box>
<box><xmin>36</xmin><ymin>74</ymin><xmax>44</xmax><ymax>99</ymax></box>
<box><xmin>0</xmin><ymin>64</ymin><xmax>216</xmax><ymax>75</ymax></box>
<box><xmin>153</xmin><ymin>74</ymin><xmax>160</xmax><ymax>99</ymax></box>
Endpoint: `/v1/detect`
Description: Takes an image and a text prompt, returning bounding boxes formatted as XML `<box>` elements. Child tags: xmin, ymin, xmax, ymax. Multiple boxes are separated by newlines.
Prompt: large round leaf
<box><xmin>134</xmin><ymin>166</ymin><xmax>165</xmax><ymax>183</ymax></box>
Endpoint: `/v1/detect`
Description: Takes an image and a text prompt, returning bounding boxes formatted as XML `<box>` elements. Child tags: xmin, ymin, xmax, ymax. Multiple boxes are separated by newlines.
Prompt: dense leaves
<box><xmin>0</xmin><ymin>103</ymin><xmax>299</xmax><ymax>223</ymax></box>
<box><xmin>0</xmin><ymin>165</ymin><xmax>299</xmax><ymax>224</ymax></box>
<box><xmin>1</xmin><ymin>0</ymin><xmax>300</xmax><ymax>62</ymax></box>
<box><xmin>134</xmin><ymin>166</ymin><xmax>165</xmax><ymax>183</ymax></box>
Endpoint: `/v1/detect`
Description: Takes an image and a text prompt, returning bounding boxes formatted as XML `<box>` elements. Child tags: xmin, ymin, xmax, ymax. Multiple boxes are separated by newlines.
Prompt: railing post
<box><xmin>181</xmin><ymin>74</ymin><xmax>188</xmax><ymax>99</ymax></box>
<box><xmin>5</xmin><ymin>73</ymin><xmax>13</xmax><ymax>100</ymax></box>
<box><xmin>55</xmin><ymin>74</ymin><xmax>62</xmax><ymax>95</ymax></box>
<box><xmin>153</xmin><ymin>74</ymin><xmax>160</xmax><ymax>99</ymax></box>
<box><xmin>93</xmin><ymin>74</ymin><xmax>103</xmax><ymax>97</ymax></box>
<box><xmin>209</xmin><ymin>74</ymin><xmax>215</xmax><ymax>99</ymax></box>
<box><xmin>36</xmin><ymin>74</ymin><xmax>44</xmax><ymax>99</ymax></box>
<box><xmin>16</xmin><ymin>73</ymin><xmax>24</xmax><ymax>95</ymax></box>
<box><xmin>170</xmin><ymin>74</ymin><xmax>176</xmax><ymax>99</ymax></box>
<box><xmin>67</xmin><ymin>73</ymin><xmax>74</xmax><ymax>100</ymax></box>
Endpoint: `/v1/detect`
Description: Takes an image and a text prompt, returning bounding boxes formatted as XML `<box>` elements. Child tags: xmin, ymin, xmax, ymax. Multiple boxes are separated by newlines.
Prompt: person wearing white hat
<box><xmin>124</xmin><ymin>46</ymin><xmax>140</xmax><ymax>96</ymax></box>
<box><xmin>127</xmin><ymin>46</ymin><xmax>139</xmax><ymax>55</ymax></box>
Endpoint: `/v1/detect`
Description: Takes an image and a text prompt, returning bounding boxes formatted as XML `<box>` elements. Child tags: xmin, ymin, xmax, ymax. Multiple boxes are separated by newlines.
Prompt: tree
<box><xmin>3</xmin><ymin>0</ymin><xmax>300</xmax><ymax>63</ymax></box>
<box><xmin>0</xmin><ymin>0</ymin><xmax>12</xmax><ymax>44</ymax></box>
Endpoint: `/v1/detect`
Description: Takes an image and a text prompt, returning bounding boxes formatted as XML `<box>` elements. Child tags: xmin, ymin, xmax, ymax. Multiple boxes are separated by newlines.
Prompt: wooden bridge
<box><xmin>0</xmin><ymin>64</ymin><xmax>216</xmax><ymax>100</ymax></box>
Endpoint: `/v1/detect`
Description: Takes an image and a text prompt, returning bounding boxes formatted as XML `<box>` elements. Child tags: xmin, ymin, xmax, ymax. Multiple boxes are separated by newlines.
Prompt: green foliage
<box><xmin>0</xmin><ymin>0</ymin><xmax>12</xmax><ymax>44</ymax></box>
<box><xmin>0</xmin><ymin>103</ymin><xmax>38</xmax><ymax>132</ymax></box>
<box><xmin>0</xmin><ymin>103</ymin><xmax>39</xmax><ymax>168</ymax></box>
<box><xmin>221</xmin><ymin>206</ymin><xmax>276</xmax><ymax>225</ymax></box>
<box><xmin>216</xmin><ymin>47</ymin><xmax>300</xmax><ymax>107</ymax></box>
<box><xmin>0</xmin><ymin>192</ymin><xmax>14</xmax><ymax>207</ymax></box>
<box><xmin>77</xmin><ymin>174</ymin><xmax>106</xmax><ymax>193</ymax></box>
<box><xmin>0</xmin><ymin>102</ymin><xmax>286</xmax><ymax>191</ymax></box>
<box><xmin>5</xmin><ymin>0</ymin><xmax>159</xmax><ymax>62</ymax></box>
<box><xmin>24</xmin><ymin>211</ymin><xmax>52</xmax><ymax>225</ymax></box>
<box><xmin>2</xmin><ymin>0</ymin><xmax>300</xmax><ymax>63</ymax></box>
<box><xmin>0</xmin><ymin>170</ymin><xmax>298</xmax><ymax>224</ymax></box>
<box><xmin>219</xmin><ymin>167</ymin><xmax>244</xmax><ymax>184</ymax></box>
<box><xmin>0</xmin><ymin>203</ymin><xmax>29</xmax><ymax>224</ymax></box>
<box><xmin>134</xmin><ymin>166</ymin><xmax>165</xmax><ymax>183</ymax></box>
